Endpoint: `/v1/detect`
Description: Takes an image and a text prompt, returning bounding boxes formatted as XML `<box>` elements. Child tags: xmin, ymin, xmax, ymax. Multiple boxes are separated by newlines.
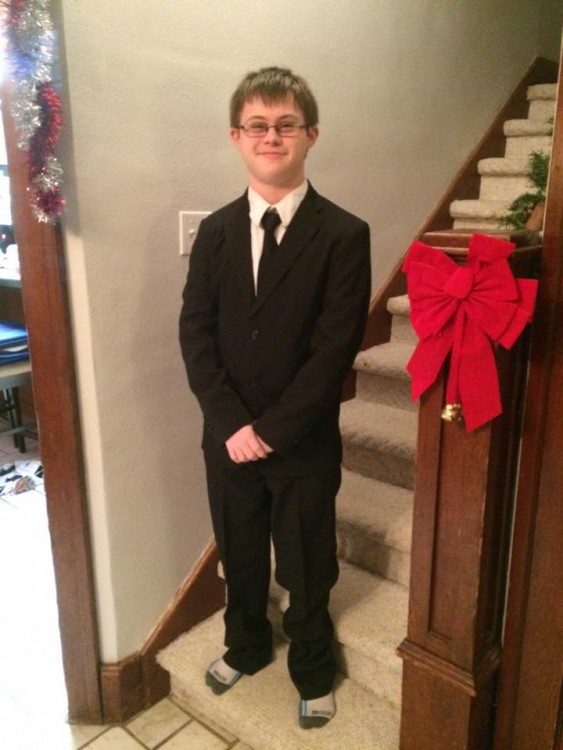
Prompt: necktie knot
<box><xmin>261</xmin><ymin>209</ymin><xmax>281</xmax><ymax>235</ymax></box>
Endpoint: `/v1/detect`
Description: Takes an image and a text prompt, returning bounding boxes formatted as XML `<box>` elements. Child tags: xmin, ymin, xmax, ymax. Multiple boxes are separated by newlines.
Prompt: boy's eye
<box><xmin>278</xmin><ymin>122</ymin><xmax>300</xmax><ymax>134</ymax></box>
<box><xmin>240</xmin><ymin>121</ymin><xmax>305</xmax><ymax>138</ymax></box>
<box><xmin>248</xmin><ymin>123</ymin><xmax>268</xmax><ymax>134</ymax></box>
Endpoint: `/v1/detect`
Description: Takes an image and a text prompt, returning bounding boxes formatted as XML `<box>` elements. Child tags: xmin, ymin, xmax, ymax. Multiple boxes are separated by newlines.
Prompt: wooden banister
<box><xmin>492</xmin><ymin>39</ymin><xmax>563</xmax><ymax>750</ymax></box>
<box><xmin>397</xmin><ymin>247</ymin><xmax>540</xmax><ymax>750</ymax></box>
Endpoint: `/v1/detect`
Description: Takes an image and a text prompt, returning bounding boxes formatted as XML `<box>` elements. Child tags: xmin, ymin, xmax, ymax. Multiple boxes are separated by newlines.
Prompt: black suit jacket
<box><xmin>179</xmin><ymin>183</ymin><xmax>371</xmax><ymax>476</ymax></box>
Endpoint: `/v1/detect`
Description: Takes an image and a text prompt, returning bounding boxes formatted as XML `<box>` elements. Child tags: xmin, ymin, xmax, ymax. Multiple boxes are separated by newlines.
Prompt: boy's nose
<box><xmin>263</xmin><ymin>125</ymin><xmax>283</xmax><ymax>142</ymax></box>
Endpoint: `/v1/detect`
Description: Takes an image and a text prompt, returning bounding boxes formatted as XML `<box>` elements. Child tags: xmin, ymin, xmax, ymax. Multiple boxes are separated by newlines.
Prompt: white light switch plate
<box><xmin>179</xmin><ymin>211</ymin><xmax>210</xmax><ymax>256</ymax></box>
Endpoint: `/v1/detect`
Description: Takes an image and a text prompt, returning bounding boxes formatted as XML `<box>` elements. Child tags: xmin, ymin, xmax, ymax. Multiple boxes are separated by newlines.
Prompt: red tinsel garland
<box><xmin>3</xmin><ymin>0</ymin><xmax>65</xmax><ymax>223</ymax></box>
<box><xmin>28</xmin><ymin>82</ymin><xmax>62</xmax><ymax>177</ymax></box>
<box><xmin>6</xmin><ymin>0</ymin><xmax>25</xmax><ymax>29</ymax></box>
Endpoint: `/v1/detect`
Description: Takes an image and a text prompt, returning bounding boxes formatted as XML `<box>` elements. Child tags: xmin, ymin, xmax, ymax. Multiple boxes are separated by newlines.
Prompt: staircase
<box><xmin>450</xmin><ymin>83</ymin><xmax>555</xmax><ymax>231</ymax></box>
<box><xmin>157</xmin><ymin>82</ymin><xmax>556</xmax><ymax>750</ymax></box>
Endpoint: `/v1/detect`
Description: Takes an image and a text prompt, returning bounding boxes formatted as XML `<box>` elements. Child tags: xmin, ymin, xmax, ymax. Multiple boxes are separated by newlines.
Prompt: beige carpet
<box><xmin>158</xmin><ymin>610</ymin><xmax>400</xmax><ymax>750</ymax></box>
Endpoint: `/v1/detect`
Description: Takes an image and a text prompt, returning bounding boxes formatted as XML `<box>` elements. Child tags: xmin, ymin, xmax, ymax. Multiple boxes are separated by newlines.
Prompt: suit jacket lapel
<box><xmin>252</xmin><ymin>185</ymin><xmax>324</xmax><ymax>315</ymax></box>
<box><xmin>223</xmin><ymin>193</ymin><xmax>255</xmax><ymax>308</ymax></box>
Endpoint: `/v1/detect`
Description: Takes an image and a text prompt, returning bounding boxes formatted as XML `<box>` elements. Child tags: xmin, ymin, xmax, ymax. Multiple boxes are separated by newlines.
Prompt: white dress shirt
<box><xmin>248</xmin><ymin>181</ymin><xmax>309</xmax><ymax>292</ymax></box>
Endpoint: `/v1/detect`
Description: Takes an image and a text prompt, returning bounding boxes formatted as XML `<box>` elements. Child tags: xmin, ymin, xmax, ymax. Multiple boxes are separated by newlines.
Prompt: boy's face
<box><xmin>230</xmin><ymin>95</ymin><xmax>318</xmax><ymax>196</ymax></box>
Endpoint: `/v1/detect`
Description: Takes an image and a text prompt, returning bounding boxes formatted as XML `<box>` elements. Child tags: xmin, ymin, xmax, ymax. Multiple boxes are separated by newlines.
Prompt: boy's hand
<box><xmin>226</xmin><ymin>424</ymin><xmax>273</xmax><ymax>463</ymax></box>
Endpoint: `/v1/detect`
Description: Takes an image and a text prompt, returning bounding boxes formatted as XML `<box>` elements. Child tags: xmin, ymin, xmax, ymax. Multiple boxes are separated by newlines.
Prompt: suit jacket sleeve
<box><xmin>254</xmin><ymin>219</ymin><xmax>371</xmax><ymax>454</ymax></box>
<box><xmin>179</xmin><ymin>215</ymin><xmax>254</xmax><ymax>444</ymax></box>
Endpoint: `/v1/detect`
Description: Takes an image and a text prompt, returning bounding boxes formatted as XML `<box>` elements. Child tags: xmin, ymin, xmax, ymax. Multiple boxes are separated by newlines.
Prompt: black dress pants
<box><xmin>204</xmin><ymin>455</ymin><xmax>341</xmax><ymax>700</ymax></box>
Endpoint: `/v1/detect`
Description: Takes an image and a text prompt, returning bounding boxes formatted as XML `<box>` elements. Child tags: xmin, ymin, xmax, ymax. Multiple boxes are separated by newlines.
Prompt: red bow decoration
<box><xmin>402</xmin><ymin>234</ymin><xmax>538</xmax><ymax>431</ymax></box>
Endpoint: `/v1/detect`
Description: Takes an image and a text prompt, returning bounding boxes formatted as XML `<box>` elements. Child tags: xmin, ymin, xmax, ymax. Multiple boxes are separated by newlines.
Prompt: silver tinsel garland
<box><xmin>5</xmin><ymin>0</ymin><xmax>64</xmax><ymax>222</ymax></box>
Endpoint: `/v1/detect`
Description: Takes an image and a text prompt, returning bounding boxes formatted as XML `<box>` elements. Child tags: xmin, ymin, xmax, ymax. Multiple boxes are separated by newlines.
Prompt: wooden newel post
<box><xmin>397</xmin><ymin>249</ymin><xmax>538</xmax><ymax>750</ymax></box>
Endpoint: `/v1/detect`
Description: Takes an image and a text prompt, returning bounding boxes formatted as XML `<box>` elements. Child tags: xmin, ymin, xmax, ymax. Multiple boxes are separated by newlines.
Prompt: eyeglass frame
<box><xmin>236</xmin><ymin>120</ymin><xmax>309</xmax><ymax>138</ymax></box>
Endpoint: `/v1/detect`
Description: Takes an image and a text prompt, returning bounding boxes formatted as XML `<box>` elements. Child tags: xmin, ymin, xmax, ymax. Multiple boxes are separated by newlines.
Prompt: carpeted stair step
<box><xmin>269</xmin><ymin>561</ymin><xmax>408</xmax><ymax>708</ymax></box>
<box><xmin>387</xmin><ymin>294</ymin><xmax>409</xmax><ymax>317</ymax></box>
<box><xmin>477</xmin><ymin>157</ymin><xmax>533</xmax><ymax>202</ymax></box>
<box><xmin>386</xmin><ymin>294</ymin><xmax>416</xmax><ymax>346</ymax></box>
<box><xmin>158</xmin><ymin>609</ymin><xmax>400</xmax><ymax>750</ymax></box>
<box><xmin>479</xmin><ymin>173</ymin><xmax>535</xmax><ymax>202</ymax></box>
<box><xmin>353</xmin><ymin>342</ymin><xmax>415</xmax><ymax>411</ymax></box>
<box><xmin>503</xmin><ymin>118</ymin><xmax>554</xmax><ymax>137</ymax></box>
<box><xmin>340</xmin><ymin>399</ymin><xmax>417</xmax><ymax>489</ymax></box>
<box><xmin>527</xmin><ymin>82</ymin><xmax>557</xmax><ymax>121</ymax></box>
<box><xmin>504</xmin><ymin>134</ymin><xmax>552</xmax><ymax>159</ymax></box>
<box><xmin>450</xmin><ymin>198</ymin><xmax>512</xmax><ymax>231</ymax></box>
<box><xmin>336</xmin><ymin>467</ymin><xmax>413</xmax><ymax>586</ymax></box>
<box><xmin>527</xmin><ymin>82</ymin><xmax>557</xmax><ymax>99</ymax></box>
<box><xmin>477</xmin><ymin>156</ymin><xmax>530</xmax><ymax>176</ymax></box>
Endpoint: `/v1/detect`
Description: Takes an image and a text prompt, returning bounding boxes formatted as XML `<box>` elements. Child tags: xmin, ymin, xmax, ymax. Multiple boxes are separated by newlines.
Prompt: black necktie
<box><xmin>258</xmin><ymin>209</ymin><xmax>281</xmax><ymax>291</ymax></box>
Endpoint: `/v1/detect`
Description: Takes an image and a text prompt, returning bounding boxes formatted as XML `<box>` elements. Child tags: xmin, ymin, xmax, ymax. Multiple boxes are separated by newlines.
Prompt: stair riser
<box><xmin>336</xmin><ymin>521</ymin><xmax>411</xmax><ymax>586</ymax></box>
<box><xmin>355</xmin><ymin>370</ymin><xmax>416</xmax><ymax>412</ymax></box>
<box><xmin>335</xmin><ymin>643</ymin><xmax>402</xmax><ymax>708</ymax></box>
<box><xmin>504</xmin><ymin>120</ymin><xmax>554</xmax><ymax>137</ymax></box>
<box><xmin>504</xmin><ymin>135</ymin><xmax>552</xmax><ymax>159</ymax></box>
<box><xmin>528</xmin><ymin>99</ymin><xmax>556</xmax><ymax>121</ymax></box>
<box><xmin>343</xmin><ymin>443</ymin><xmax>415</xmax><ymax>490</ymax></box>
<box><xmin>479</xmin><ymin>175</ymin><xmax>534</xmax><ymax>202</ymax></box>
<box><xmin>390</xmin><ymin>315</ymin><xmax>417</xmax><ymax>346</ymax></box>
<box><xmin>478</xmin><ymin>158</ymin><xmax>529</xmax><ymax>177</ymax></box>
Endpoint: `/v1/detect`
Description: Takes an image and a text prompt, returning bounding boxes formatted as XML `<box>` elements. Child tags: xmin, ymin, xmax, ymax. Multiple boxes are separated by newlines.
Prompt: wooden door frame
<box><xmin>1</xmin><ymin>85</ymin><xmax>102</xmax><ymax>723</ymax></box>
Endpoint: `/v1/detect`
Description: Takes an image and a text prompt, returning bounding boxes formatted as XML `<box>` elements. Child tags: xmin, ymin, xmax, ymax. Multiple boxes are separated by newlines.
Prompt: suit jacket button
<box><xmin>250</xmin><ymin>377</ymin><xmax>259</xmax><ymax>388</ymax></box>
<box><xmin>251</xmin><ymin>329</ymin><xmax>260</xmax><ymax>340</ymax></box>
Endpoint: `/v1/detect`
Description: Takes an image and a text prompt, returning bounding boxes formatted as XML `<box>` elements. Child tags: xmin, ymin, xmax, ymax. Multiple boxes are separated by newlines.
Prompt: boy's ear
<box><xmin>306</xmin><ymin>126</ymin><xmax>319</xmax><ymax>148</ymax></box>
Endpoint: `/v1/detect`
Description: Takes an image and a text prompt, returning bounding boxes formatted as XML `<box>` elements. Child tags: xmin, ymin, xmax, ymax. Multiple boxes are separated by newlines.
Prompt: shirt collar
<box><xmin>248</xmin><ymin>181</ymin><xmax>309</xmax><ymax>228</ymax></box>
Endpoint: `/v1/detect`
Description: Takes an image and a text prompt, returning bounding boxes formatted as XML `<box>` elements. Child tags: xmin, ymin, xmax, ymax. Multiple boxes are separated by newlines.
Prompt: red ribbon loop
<box><xmin>402</xmin><ymin>234</ymin><xmax>538</xmax><ymax>431</ymax></box>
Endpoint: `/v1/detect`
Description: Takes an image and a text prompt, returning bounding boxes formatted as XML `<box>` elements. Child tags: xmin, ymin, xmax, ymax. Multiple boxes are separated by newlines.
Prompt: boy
<box><xmin>179</xmin><ymin>66</ymin><xmax>371</xmax><ymax>728</ymax></box>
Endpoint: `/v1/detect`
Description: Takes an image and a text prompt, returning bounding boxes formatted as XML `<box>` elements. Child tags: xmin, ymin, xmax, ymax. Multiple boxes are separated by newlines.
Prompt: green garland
<box><xmin>502</xmin><ymin>151</ymin><xmax>549</xmax><ymax>230</ymax></box>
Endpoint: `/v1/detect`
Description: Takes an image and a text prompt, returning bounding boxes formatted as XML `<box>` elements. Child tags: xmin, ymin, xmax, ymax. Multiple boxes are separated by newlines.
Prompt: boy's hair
<box><xmin>230</xmin><ymin>66</ymin><xmax>319</xmax><ymax>128</ymax></box>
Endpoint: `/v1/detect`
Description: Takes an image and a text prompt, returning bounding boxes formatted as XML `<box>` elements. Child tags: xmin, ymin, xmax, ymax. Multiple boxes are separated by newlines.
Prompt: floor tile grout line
<box><xmin>78</xmin><ymin>723</ymin><xmax>151</xmax><ymax>749</ymax></box>
<box><xmin>120</xmin><ymin>722</ymin><xmax>153</xmax><ymax>749</ymax></box>
<box><xmin>69</xmin><ymin>696</ymin><xmax>246</xmax><ymax>749</ymax></box>
<box><xmin>77</xmin><ymin>726</ymin><xmax>111</xmax><ymax>749</ymax></box>
<box><xmin>167</xmin><ymin>694</ymin><xmax>240</xmax><ymax>747</ymax></box>
<box><xmin>150</xmin><ymin>714</ymin><xmax>194</xmax><ymax>749</ymax></box>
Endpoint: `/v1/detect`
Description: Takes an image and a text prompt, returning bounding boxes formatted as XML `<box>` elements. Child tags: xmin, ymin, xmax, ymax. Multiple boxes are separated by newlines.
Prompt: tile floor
<box><xmin>0</xmin><ymin>432</ymin><xmax>251</xmax><ymax>749</ymax></box>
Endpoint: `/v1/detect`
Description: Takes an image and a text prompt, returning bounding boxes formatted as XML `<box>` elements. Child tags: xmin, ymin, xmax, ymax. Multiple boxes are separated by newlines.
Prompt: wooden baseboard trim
<box><xmin>100</xmin><ymin>653</ymin><xmax>144</xmax><ymax>724</ymax></box>
<box><xmin>100</xmin><ymin>540</ymin><xmax>225</xmax><ymax>723</ymax></box>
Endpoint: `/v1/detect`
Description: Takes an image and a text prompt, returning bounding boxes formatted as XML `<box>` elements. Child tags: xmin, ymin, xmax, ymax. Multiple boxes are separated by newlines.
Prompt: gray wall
<box><xmin>539</xmin><ymin>0</ymin><xmax>563</xmax><ymax>60</ymax></box>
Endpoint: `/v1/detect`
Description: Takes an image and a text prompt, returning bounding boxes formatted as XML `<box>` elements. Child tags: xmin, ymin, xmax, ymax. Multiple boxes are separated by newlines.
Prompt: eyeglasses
<box><xmin>237</xmin><ymin>121</ymin><xmax>307</xmax><ymax>138</ymax></box>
